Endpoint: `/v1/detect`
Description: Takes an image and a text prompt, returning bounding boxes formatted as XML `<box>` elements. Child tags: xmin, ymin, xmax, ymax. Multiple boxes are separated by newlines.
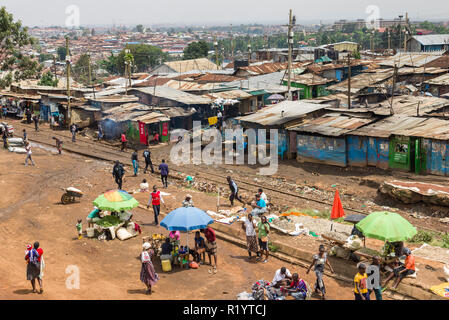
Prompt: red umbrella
<box><xmin>331</xmin><ymin>189</ymin><xmax>345</xmax><ymax>220</ymax></box>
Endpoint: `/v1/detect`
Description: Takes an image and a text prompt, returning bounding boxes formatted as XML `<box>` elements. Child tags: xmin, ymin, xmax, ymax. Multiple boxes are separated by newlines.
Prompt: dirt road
<box><xmin>0</xmin><ymin>147</ymin><xmax>356</xmax><ymax>300</ymax></box>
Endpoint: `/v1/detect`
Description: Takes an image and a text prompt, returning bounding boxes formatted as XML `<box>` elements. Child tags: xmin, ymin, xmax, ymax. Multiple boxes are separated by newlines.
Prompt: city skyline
<box><xmin>2</xmin><ymin>0</ymin><xmax>449</xmax><ymax>27</ymax></box>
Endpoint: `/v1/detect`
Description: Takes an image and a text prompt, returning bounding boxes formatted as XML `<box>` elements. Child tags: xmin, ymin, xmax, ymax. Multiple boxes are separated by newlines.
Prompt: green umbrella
<box><xmin>93</xmin><ymin>190</ymin><xmax>139</xmax><ymax>212</ymax></box>
<box><xmin>356</xmin><ymin>211</ymin><xmax>417</xmax><ymax>242</ymax></box>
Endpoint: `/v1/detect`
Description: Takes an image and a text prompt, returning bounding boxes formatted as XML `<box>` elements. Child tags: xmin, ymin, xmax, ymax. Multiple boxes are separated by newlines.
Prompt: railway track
<box><xmin>12</xmin><ymin>121</ymin><xmax>447</xmax><ymax>234</ymax></box>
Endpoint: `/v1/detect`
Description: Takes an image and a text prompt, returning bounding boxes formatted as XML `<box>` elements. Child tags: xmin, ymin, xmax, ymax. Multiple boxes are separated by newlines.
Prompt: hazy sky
<box><xmin>2</xmin><ymin>0</ymin><xmax>449</xmax><ymax>27</ymax></box>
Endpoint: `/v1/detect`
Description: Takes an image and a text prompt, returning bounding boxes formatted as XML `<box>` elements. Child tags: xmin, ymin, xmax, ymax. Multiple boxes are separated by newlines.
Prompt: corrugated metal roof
<box><xmin>286</xmin><ymin>73</ymin><xmax>330</xmax><ymax>86</ymax></box>
<box><xmin>163</xmin><ymin>80</ymin><xmax>217</xmax><ymax>92</ymax></box>
<box><xmin>236</xmin><ymin>61</ymin><xmax>309</xmax><ymax>76</ymax></box>
<box><xmin>425</xmin><ymin>73</ymin><xmax>449</xmax><ymax>85</ymax></box>
<box><xmin>131</xmin><ymin>86</ymin><xmax>212</xmax><ymax>105</ymax></box>
<box><xmin>351</xmin><ymin>114</ymin><xmax>449</xmax><ymax>140</ymax></box>
<box><xmin>397</xmin><ymin>67</ymin><xmax>448</xmax><ymax>75</ymax></box>
<box><xmin>411</xmin><ymin>35</ymin><xmax>449</xmax><ymax>46</ymax></box>
<box><xmin>379</xmin><ymin>52</ymin><xmax>443</xmax><ymax>68</ymax></box>
<box><xmin>133</xmin><ymin>112</ymin><xmax>170</xmax><ymax>124</ymax></box>
<box><xmin>161</xmin><ymin>58</ymin><xmax>219</xmax><ymax>73</ymax></box>
<box><xmin>287</xmin><ymin>113</ymin><xmax>376</xmax><ymax>136</ymax></box>
<box><xmin>237</xmin><ymin>100</ymin><xmax>329</xmax><ymax>126</ymax></box>
<box><xmin>203</xmin><ymin>89</ymin><xmax>252</xmax><ymax>100</ymax></box>
<box><xmin>327</xmin><ymin>71</ymin><xmax>393</xmax><ymax>93</ymax></box>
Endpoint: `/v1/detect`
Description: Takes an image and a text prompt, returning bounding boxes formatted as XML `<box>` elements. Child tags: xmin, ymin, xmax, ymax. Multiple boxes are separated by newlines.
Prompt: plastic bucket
<box><xmin>86</xmin><ymin>228</ymin><xmax>95</xmax><ymax>238</ymax></box>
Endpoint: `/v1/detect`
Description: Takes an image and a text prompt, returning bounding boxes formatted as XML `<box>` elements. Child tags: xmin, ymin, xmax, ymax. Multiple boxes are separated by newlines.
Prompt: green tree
<box><xmin>57</xmin><ymin>46</ymin><xmax>67</xmax><ymax>61</ymax></box>
<box><xmin>38</xmin><ymin>53</ymin><xmax>54</xmax><ymax>63</ymax></box>
<box><xmin>38</xmin><ymin>71</ymin><xmax>58</xmax><ymax>87</ymax></box>
<box><xmin>73</xmin><ymin>53</ymin><xmax>95</xmax><ymax>85</ymax></box>
<box><xmin>183</xmin><ymin>41</ymin><xmax>209</xmax><ymax>60</ymax></box>
<box><xmin>117</xmin><ymin>44</ymin><xmax>167</xmax><ymax>74</ymax></box>
<box><xmin>0</xmin><ymin>6</ymin><xmax>41</xmax><ymax>88</ymax></box>
<box><xmin>136</xmin><ymin>24</ymin><xmax>144</xmax><ymax>33</ymax></box>
<box><xmin>98</xmin><ymin>53</ymin><xmax>119</xmax><ymax>75</ymax></box>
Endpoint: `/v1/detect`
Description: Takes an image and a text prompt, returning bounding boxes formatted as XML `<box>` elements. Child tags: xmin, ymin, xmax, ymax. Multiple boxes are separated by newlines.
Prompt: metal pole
<box><xmin>287</xmin><ymin>9</ymin><xmax>293</xmax><ymax>101</ymax></box>
<box><xmin>347</xmin><ymin>54</ymin><xmax>351</xmax><ymax>109</ymax></box>
<box><xmin>66</xmin><ymin>36</ymin><xmax>71</xmax><ymax>126</ymax></box>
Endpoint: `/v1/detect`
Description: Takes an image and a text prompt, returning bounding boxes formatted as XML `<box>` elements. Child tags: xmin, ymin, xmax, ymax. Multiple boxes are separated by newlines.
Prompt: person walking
<box><xmin>354</xmin><ymin>263</ymin><xmax>370</xmax><ymax>300</ymax></box>
<box><xmin>140</xmin><ymin>242</ymin><xmax>159</xmax><ymax>295</ymax></box>
<box><xmin>306</xmin><ymin>244</ymin><xmax>334</xmax><ymax>300</ymax></box>
<box><xmin>142</xmin><ymin>148</ymin><xmax>154</xmax><ymax>174</ymax></box>
<box><xmin>26</xmin><ymin>108</ymin><xmax>32</xmax><ymax>124</ymax></box>
<box><xmin>2</xmin><ymin>129</ymin><xmax>8</xmax><ymax>149</ymax></box>
<box><xmin>22</xmin><ymin>129</ymin><xmax>27</xmax><ymax>143</ymax></box>
<box><xmin>2</xmin><ymin>105</ymin><xmax>7</xmax><ymax>119</ymax></box>
<box><xmin>147</xmin><ymin>185</ymin><xmax>164</xmax><ymax>225</ymax></box>
<box><xmin>33</xmin><ymin>114</ymin><xmax>39</xmax><ymax>132</ymax></box>
<box><xmin>241</xmin><ymin>213</ymin><xmax>259</xmax><ymax>261</ymax></box>
<box><xmin>70</xmin><ymin>123</ymin><xmax>77</xmax><ymax>142</ymax></box>
<box><xmin>131</xmin><ymin>149</ymin><xmax>139</xmax><ymax>176</ymax></box>
<box><xmin>257</xmin><ymin>215</ymin><xmax>270</xmax><ymax>263</ymax></box>
<box><xmin>201</xmin><ymin>226</ymin><xmax>218</xmax><ymax>273</ymax></box>
<box><xmin>112</xmin><ymin>160</ymin><xmax>125</xmax><ymax>190</ymax></box>
<box><xmin>24</xmin><ymin>142</ymin><xmax>35</xmax><ymax>166</ymax></box>
<box><xmin>226</xmin><ymin>176</ymin><xmax>245</xmax><ymax>207</ymax></box>
<box><xmin>25</xmin><ymin>241</ymin><xmax>43</xmax><ymax>294</ymax></box>
<box><xmin>159</xmin><ymin>159</ymin><xmax>169</xmax><ymax>188</ymax></box>
<box><xmin>120</xmin><ymin>132</ymin><xmax>127</xmax><ymax>152</ymax></box>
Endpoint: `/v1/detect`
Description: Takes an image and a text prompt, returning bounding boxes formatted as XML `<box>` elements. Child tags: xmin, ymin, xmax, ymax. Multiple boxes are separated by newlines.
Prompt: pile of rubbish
<box><xmin>7</xmin><ymin>137</ymin><xmax>26</xmax><ymax>153</ymax></box>
<box><xmin>237</xmin><ymin>279</ymin><xmax>312</xmax><ymax>300</ymax></box>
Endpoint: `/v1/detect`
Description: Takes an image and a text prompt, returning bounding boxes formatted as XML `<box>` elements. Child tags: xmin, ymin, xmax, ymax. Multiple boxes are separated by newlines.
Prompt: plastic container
<box><xmin>86</xmin><ymin>227</ymin><xmax>95</xmax><ymax>238</ymax></box>
<box><xmin>161</xmin><ymin>259</ymin><xmax>172</xmax><ymax>272</ymax></box>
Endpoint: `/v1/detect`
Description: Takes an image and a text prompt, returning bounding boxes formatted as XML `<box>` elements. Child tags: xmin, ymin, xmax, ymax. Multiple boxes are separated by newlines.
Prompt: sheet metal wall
<box><xmin>424</xmin><ymin>139</ymin><xmax>449</xmax><ymax>176</ymax></box>
<box><xmin>296</xmin><ymin>134</ymin><xmax>347</xmax><ymax>167</ymax></box>
<box><xmin>347</xmin><ymin>135</ymin><xmax>389</xmax><ymax>169</ymax></box>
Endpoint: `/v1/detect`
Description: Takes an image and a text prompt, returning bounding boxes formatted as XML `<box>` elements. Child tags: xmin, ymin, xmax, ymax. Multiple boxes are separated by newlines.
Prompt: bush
<box><xmin>442</xmin><ymin>233</ymin><xmax>449</xmax><ymax>248</ymax></box>
<box><xmin>410</xmin><ymin>230</ymin><xmax>433</xmax><ymax>243</ymax></box>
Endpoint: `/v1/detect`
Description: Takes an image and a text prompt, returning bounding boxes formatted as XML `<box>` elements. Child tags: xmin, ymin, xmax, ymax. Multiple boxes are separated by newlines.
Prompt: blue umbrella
<box><xmin>160</xmin><ymin>207</ymin><xmax>214</xmax><ymax>231</ymax></box>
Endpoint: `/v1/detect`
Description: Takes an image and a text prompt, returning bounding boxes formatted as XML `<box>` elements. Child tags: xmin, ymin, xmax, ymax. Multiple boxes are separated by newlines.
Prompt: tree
<box><xmin>38</xmin><ymin>71</ymin><xmax>58</xmax><ymax>87</ymax></box>
<box><xmin>183</xmin><ymin>41</ymin><xmax>209</xmax><ymax>60</ymax></box>
<box><xmin>136</xmin><ymin>24</ymin><xmax>144</xmax><ymax>33</ymax></box>
<box><xmin>38</xmin><ymin>53</ymin><xmax>54</xmax><ymax>63</ymax></box>
<box><xmin>57</xmin><ymin>46</ymin><xmax>67</xmax><ymax>61</ymax></box>
<box><xmin>0</xmin><ymin>6</ymin><xmax>41</xmax><ymax>88</ymax></box>
<box><xmin>98</xmin><ymin>53</ymin><xmax>119</xmax><ymax>75</ymax></box>
<box><xmin>73</xmin><ymin>53</ymin><xmax>95</xmax><ymax>85</ymax></box>
<box><xmin>117</xmin><ymin>44</ymin><xmax>167</xmax><ymax>74</ymax></box>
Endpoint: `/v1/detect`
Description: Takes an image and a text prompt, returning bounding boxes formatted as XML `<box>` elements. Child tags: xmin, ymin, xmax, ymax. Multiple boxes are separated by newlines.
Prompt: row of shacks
<box><xmin>2</xmin><ymin>50</ymin><xmax>449</xmax><ymax>175</ymax></box>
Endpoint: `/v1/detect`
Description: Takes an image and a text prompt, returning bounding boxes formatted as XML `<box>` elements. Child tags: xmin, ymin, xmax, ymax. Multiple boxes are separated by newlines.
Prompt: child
<box><xmin>354</xmin><ymin>263</ymin><xmax>369</xmax><ymax>300</ymax></box>
<box><xmin>140</xmin><ymin>179</ymin><xmax>149</xmax><ymax>192</ymax></box>
<box><xmin>52</xmin><ymin>137</ymin><xmax>63</xmax><ymax>155</ymax></box>
<box><xmin>76</xmin><ymin>219</ymin><xmax>83</xmax><ymax>240</ymax></box>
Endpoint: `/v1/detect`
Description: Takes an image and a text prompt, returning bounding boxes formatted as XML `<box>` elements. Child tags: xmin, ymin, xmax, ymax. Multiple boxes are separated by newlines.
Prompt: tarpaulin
<box><xmin>162</xmin><ymin>122</ymin><xmax>168</xmax><ymax>137</ymax></box>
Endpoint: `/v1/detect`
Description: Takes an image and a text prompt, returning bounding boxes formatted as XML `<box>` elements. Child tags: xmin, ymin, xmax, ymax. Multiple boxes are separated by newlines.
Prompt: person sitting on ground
<box><xmin>284</xmin><ymin>273</ymin><xmax>308</xmax><ymax>300</ymax></box>
<box><xmin>251</xmin><ymin>194</ymin><xmax>267</xmax><ymax>217</ymax></box>
<box><xmin>194</xmin><ymin>231</ymin><xmax>206</xmax><ymax>264</ymax></box>
<box><xmin>383</xmin><ymin>248</ymin><xmax>415</xmax><ymax>290</ymax></box>
<box><xmin>86</xmin><ymin>207</ymin><xmax>102</xmax><ymax>228</ymax></box>
<box><xmin>258</xmin><ymin>188</ymin><xmax>268</xmax><ymax>204</ymax></box>
<box><xmin>160</xmin><ymin>238</ymin><xmax>173</xmax><ymax>263</ymax></box>
<box><xmin>182</xmin><ymin>194</ymin><xmax>194</xmax><ymax>207</ymax></box>
<box><xmin>354</xmin><ymin>263</ymin><xmax>370</xmax><ymax>300</ymax></box>
<box><xmin>140</xmin><ymin>179</ymin><xmax>149</xmax><ymax>192</ymax></box>
<box><xmin>150</xmin><ymin>132</ymin><xmax>159</xmax><ymax>145</ymax></box>
<box><xmin>272</xmin><ymin>266</ymin><xmax>292</xmax><ymax>288</ymax></box>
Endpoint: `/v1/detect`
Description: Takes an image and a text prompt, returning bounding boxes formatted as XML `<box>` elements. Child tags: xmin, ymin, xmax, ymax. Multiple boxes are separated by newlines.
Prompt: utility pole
<box><xmin>287</xmin><ymin>9</ymin><xmax>295</xmax><ymax>101</ymax></box>
<box><xmin>403</xmin><ymin>12</ymin><xmax>409</xmax><ymax>52</ymax></box>
<box><xmin>398</xmin><ymin>15</ymin><xmax>403</xmax><ymax>50</ymax></box>
<box><xmin>388</xmin><ymin>29</ymin><xmax>391</xmax><ymax>50</ymax></box>
<box><xmin>65</xmin><ymin>36</ymin><xmax>71</xmax><ymax>126</ymax></box>
<box><xmin>214</xmin><ymin>36</ymin><xmax>219</xmax><ymax>70</ymax></box>
<box><xmin>347</xmin><ymin>54</ymin><xmax>351</xmax><ymax>109</ymax></box>
<box><xmin>53</xmin><ymin>55</ymin><xmax>57</xmax><ymax>83</ymax></box>
<box><xmin>389</xmin><ymin>64</ymin><xmax>398</xmax><ymax>115</ymax></box>
<box><xmin>247</xmin><ymin>43</ymin><xmax>252</xmax><ymax>63</ymax></box>
<box><xmin>230</xmin><ymin>24</ymin><xmax>234</xmax><ymax>61</ymax></box>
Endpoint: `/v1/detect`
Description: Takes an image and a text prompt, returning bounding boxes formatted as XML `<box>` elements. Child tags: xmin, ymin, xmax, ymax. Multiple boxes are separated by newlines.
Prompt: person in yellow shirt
<box><xmin>354</xmin><ymin>263</ymin><xmax>370</xmax><ymax>300</ymax></box>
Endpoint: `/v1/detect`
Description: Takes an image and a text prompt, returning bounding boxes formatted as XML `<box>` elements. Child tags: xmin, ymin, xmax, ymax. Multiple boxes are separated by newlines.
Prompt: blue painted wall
<box><xmin>297</xmin><ymin>134</ymin><xmax>347</xmax><ymax>167</ymax></box>
<box><xmin>426</xmin><ymin>139</ymin><xmax>449</xmax><ymax>176</ymax></box>
<box><xmin>347</xmin><ymin>135</ymin><xmax>389</xmax><ymax>169</ymax></box>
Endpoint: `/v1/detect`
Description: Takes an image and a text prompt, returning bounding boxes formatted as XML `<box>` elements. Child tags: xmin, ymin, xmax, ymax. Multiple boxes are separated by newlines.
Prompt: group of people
<box><xmin>25</xmin><ymin>241</ymin><xmax>44</xmax><ymax>294</ymax></box>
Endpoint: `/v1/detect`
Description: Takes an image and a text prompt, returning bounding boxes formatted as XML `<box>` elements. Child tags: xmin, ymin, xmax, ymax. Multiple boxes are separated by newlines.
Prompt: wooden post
<box><xmin>287</xmin><ymin>9</ymin><xmax>293</xmax><ymax>101</ymax></box>
<box><xmin>347</xmin><ymin>54</ymin><xmax>351</xmax><ymax>109</ymax></box>
<box><xmin>65</xmin><ymin>36</ymin><xmax>71</xmax><ymax>126</ymax></box>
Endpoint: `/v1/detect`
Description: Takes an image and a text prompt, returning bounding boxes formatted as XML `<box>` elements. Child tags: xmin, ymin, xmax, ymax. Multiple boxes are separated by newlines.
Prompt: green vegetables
<box><xmin>96</xmin><ymin>215</ymin><xmax>121</xmax><ymax>228</ymax></box>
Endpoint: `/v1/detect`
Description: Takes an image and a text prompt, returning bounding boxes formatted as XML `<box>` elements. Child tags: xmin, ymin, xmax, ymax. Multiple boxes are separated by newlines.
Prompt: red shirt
<box><xmin>121</xmin><ymin>134</ymin><xmax>127</xmax><ymax>142</ymax></box>
<box><xmin>204</xmin><ymin>227</ymin><xmax>216</xmax><ymax>242</ymax></box>
<box><xmin>37</xmin><ymin>248</ymin><xmax>43</xmax><ymax>262</ymax></box>
<box><xmin>151</xmin><ymin>191</ymin><xmax>161</xmax><ymax>206</ymax></box>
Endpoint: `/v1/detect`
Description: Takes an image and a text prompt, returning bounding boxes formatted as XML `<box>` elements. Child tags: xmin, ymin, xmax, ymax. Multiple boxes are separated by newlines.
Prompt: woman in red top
<box><xmin>25</xmin><ymin>241</ymin><xmax>43</xmax><ymax>294</ymax></box>
<box><xmin>121</xmin><ymin>132</ymin><xmax>127</xmax><ymax>152</ymax></box>
<box><xmin>147</xmin><ymin>185</ymin><xmax>165</xmax><ymax>225</ymax></box>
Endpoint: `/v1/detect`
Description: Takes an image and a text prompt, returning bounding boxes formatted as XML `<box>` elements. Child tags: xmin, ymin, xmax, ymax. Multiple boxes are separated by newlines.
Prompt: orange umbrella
<box><xmin>331</xmin><ymin>189</ymin><xmax>345</xmax><ymax>220</ymax></box>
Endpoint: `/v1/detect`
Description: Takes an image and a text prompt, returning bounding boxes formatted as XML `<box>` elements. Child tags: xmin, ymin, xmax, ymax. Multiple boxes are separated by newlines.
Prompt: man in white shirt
<box><xmin>241</xmin><ymin>213</ymin><xmax>260</xmax><ymax>260</ymax></box>
<box><xmin>24</xmin><ymin>142</ymin><xmax>35</xmax><ymax>166</ymax></box>
<box><xmin>258</xmin><ymin>188</ymin><xmax>268</xmax><ymax>204</ymax></box>
<box><xmin>272</xmin><ymin>267</ymin><xmax>292</xmax><ymax>288</ymax></box>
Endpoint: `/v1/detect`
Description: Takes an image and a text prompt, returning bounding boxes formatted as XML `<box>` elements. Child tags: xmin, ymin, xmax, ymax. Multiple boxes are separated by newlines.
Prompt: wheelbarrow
<box><xmin>61</xmin><ymin>187</ymin><xmax>84</xmax><ymax>204</ymax></box>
